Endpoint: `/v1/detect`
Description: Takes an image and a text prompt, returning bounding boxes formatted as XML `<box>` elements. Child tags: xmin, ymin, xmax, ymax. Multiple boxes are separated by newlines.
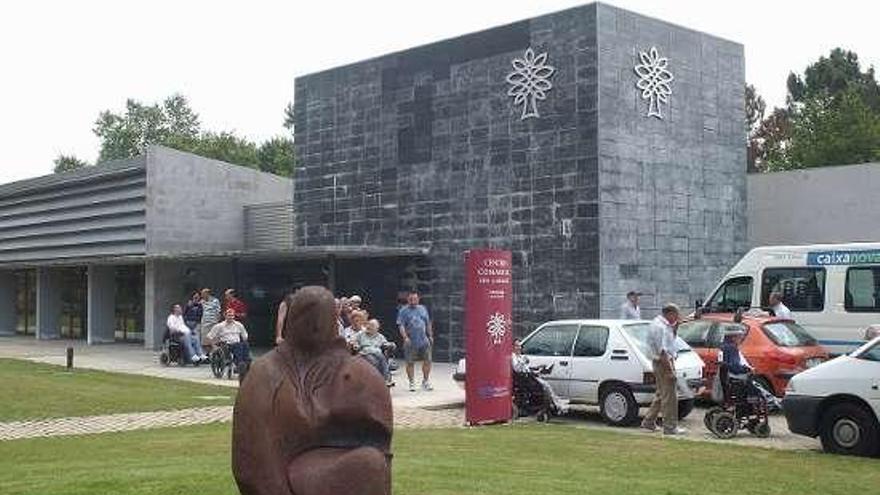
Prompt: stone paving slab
<box><xmin>0</xmin><ymin>405</ymin><xmax>465</xmax><ymax>442</ymax></box>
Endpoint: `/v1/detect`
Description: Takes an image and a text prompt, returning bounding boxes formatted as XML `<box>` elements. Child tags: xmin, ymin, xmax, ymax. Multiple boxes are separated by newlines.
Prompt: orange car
<box><xmin>677</xmin><ymin>312</ymin><xmax>829</xmax><ymax>397</ymax></box>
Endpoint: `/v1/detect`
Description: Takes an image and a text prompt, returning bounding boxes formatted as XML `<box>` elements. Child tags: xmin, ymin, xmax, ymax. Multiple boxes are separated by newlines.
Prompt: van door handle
<box><xmin>872</xmin><ymin>383</ymin><xmax>878</xmax><ymax>391</ymax></box>
<box><xmin>559</xmin><ymin>361</ymin><xmax>569</xmax><ymax>367</ymax></box>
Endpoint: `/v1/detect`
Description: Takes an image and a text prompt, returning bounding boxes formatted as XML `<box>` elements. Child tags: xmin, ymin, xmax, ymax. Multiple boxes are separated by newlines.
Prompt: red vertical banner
<box><xmin>464</xmin><ymin>249</ymin><xmax>513</xmax><ymax>425</ymax></box>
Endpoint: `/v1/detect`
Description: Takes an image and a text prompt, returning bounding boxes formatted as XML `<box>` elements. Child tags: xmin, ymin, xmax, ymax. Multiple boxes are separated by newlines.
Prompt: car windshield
<box><xmin>762</xmin><ymin>322</ymin><xmax>817</xmax><ymax>347</ymax></box>
<box><xmin>677</xmin><ymin>320</ymin><xmax>714</xmax><ymax>347</ymax></box>
<box><xmin>622</xmin><ymin>323</ymin><xmax>692</xmax><ymax>356</ymax></box>
<box><xmin>852</xmin><ymin>338</ymin><xmax>880</xmax><ymax>362</ymax></box>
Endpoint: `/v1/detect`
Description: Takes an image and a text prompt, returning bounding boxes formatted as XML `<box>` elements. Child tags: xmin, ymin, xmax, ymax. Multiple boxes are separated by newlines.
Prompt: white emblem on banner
<box><xmin>486</xmin><ymin>311</ymin><xmax>508</xmax><ymax>345</ymax></box>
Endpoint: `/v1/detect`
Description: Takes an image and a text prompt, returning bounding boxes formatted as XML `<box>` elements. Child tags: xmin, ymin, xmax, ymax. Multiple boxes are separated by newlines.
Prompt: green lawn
<box><xmin>1</xmin><ymin>422</ymin><xmax>877</xmax><ymax>495</ymax></box>
<box><xmin>0</xmin><ymin>358</ymin><xmax>235</xmax><ymax>421</ymax></box>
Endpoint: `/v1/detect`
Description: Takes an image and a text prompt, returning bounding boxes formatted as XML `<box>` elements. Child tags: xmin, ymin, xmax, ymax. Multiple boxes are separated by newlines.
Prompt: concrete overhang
<box><xmin>0</xmin><ymin>246</ymin><xmax>429</xmax><ymax>270</ymax></box>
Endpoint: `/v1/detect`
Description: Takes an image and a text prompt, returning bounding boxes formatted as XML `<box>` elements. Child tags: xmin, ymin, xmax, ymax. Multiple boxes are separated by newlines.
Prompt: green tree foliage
<box><xmin>56</xmin><ymin>94</ymin><xmax>294</xmax><ymax>176</ymax></box>
<box><xmin>754</xmin><ymin>48</ymin><xmax>880</xmax><ymax>171</ymax></box>
<box><xmin>745</xmin><ymin>84</ymin><xmax>767</xmax><ymax>171</ymax></box>
<box><xmin>53</xmin><ymin>154</ymin><xmax>90</xmax><ymax>173</ymax></box>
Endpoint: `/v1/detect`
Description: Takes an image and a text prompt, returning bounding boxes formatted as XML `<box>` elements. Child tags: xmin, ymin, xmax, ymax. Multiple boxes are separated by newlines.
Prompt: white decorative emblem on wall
<box><xmin>634</xmin><ymin>46</ymin><xmax>674</xmax><ymax>119</ymax></box>
<box><xmin>486</xmin><ymin>311</ymin><xmax>508</xmax><ymax>345</ymax></box>
<box><xmin>506</xmin><ymin>48</ymin><xmax>555</xmax><ymax>120</ymax></box>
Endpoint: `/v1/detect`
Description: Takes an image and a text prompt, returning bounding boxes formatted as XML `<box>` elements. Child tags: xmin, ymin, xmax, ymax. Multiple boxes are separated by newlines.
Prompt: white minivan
<box><xmin>702</xmin><ymin>242</ymin><xmax>880</xmax><ymax>355</ymax></box>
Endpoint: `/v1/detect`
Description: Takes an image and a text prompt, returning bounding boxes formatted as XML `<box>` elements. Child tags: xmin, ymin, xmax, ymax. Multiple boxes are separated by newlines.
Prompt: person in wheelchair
<box><xmin>167</xmin><ymin>304</ymin><xmax>208</xmax><ymax>364</ymax></box>
<box><xmin>718</xmin><ymin>329</ymin><xmax>763</xmax><ymax>401</ymax></box>
<box><xmin>352</xmin><ymin>318</ymin><xmax>395</xmax><ymax>387</ymax></box>
<box><xmin>207</xmin><ymin>308</ymin><xmax>252</xmax><ymax>368</ymax></box>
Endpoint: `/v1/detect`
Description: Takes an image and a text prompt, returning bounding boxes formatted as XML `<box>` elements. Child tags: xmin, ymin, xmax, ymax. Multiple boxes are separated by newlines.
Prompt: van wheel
<box><xmin>820</xmin><ymin>403</ymin><xmax>880</xmax><ymax>457</ymax></box>
<box><xmin>600</xmin><ymin>384</ymin><xmax>639</xmax><ymax>427</ymax></box>
<box><xmin>677</xmin><ymin>399</ymin><xmax>695</xmax><ymax>420</ymax></box>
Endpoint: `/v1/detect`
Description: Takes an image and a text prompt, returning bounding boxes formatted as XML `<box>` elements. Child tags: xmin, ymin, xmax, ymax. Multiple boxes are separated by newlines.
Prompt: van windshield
<box><xmin>762</xmin><ymin>322</ymin><xmax>817</xmax><ymax>347</ymax></box>
<box><xmin>623</xmin><ymin>323</ymin><xmax>691</xmax><ymax>356</ymax></box>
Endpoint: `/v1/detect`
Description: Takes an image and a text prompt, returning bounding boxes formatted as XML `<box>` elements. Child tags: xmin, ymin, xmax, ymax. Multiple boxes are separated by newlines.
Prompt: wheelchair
<box><xmin>704</xmin><ymin>363</ymin><xmax>771</xmax><ymax>439</ymax></box>
<box><xmin>209</xmin><ymin>341</ymin><xmax>249</xmax><ymax>383</ymax></box>
<box><xmin>159</xmin><ymin>329</ymin><xmax>197</xmax><ymax>367</ymax></box>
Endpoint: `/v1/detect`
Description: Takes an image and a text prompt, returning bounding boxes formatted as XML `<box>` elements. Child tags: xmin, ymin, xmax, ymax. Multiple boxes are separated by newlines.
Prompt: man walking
<box><xmin>397</xmin><ymin>291</ymin><xmax>433</xmax><ymax>392</ymax></box>
<box><xmin>200</xmin><ymin>288</ymin><xmax>222</xmax><ymax>345</ymax></box>
<box><xmin>641</xmin><ymin>303</ymin><xmax>686</xmax><ymax>435</ymax></box>
<box><xmin>620</xmin><ymin>291</ymin><xmax>642</xmax><ymax>320</ymax></box>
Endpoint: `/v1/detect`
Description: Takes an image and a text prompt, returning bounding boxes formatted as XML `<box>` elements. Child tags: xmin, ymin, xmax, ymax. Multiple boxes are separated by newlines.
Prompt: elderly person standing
<box><xmin>200</xmin><ymin>288</ymin><xmax>222</xmax><ymax>345</ymax></box>
<box><xmin>640</xmin><ymin>303</ymin><xmax>686</xmax><ymax>435</ymax></box>
<box><xmin>769</xmin><ymin>292</ymin><xmax>793</xmax><ymax>320</ymax></box>
<box><xmin>620</xmin><ymin>291</ymin><xmax>642</xmax><ymax>320</ymax></box>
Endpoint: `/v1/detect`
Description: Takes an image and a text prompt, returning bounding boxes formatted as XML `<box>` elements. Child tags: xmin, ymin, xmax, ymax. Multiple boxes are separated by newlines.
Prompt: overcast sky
<box><xmin>1</xmin><ymin>0</ymin><xmax>878</xmax><ymax>183</ymax></box>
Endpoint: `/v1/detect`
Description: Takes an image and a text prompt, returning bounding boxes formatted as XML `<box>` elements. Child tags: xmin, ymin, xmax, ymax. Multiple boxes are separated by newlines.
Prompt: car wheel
<box><xmin>677</xmin><ymin>398</ymin><xmax>695</xmax><ymax>420</ymax></box>
<box><xmin>820</xmin><ymin>402</ymin><xmax>880</xmax><ymax>457</ymax></box>
<box><xmin>600</xmin><ymin>384</ymin><xmax>639</xmax><ymax>427</ymax></box>
<box><xmin>711</xmin><ymin>411</ymin><xmax>738</xmax><ymax>439</ymax></box>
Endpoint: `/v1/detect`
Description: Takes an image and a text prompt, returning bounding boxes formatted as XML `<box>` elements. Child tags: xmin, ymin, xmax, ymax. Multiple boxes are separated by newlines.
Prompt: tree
<box><xmin>53</xmin><ymin>154</ymin><xmax>90</xmax><ymax>173</ymax></box>
<box><xmin>283</xmin><ymin>103</ymin><xmax>295</xmax><ymax>132</ymax></box>
<box><xmin>787</xmin><ymin>48</ymin><xmax>880</xmax><ymax>111</ymax></box>
<box><xmin>60</xmin><ymin>94</ymin><xmax>296</xmax><ymax>176</ymax></box>
<box><xmin>745</xmin><ymin>84</ymin><xmax>767</xmax><ymax>171</ymax></box>
<box><xmin>257</xmin><ymin>137</ymin><xmax>296</xmax><ymax>176</ymax></box>
<box><xmin>755</xmin><ymin>48</ymin><xmax>880</xmax><ymax>172</ymax></box>
<box><xmin>785</xmin><ymin>88</ymin><xmax>880</xmax><ymax>168</ymax></box>
<box><xmin>93</xmin><ymin>94</ymin><xmax>201</xmax><ymax>162</ymax></box>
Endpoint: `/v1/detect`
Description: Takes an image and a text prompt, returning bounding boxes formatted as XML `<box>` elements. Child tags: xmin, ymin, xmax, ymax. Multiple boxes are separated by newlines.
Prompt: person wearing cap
<box><xmin>620</xmin><ymin>291</ymin><xmax>642</xmax><ymax>320</ymax></box>
<box><xmin>199</xmin><ymin>288</ymin><xmax>222</xmax><ymax>345</ymax></box>
<box><xmin>640</xmin><ymin>303</ymin><xmax>685</xmax><ymax>435</ymax></box>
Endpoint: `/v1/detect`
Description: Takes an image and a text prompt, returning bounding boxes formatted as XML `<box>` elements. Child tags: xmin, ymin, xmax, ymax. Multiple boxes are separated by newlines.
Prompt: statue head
<box><xmin>282</xmin><ymin>286</ymin><xmax>339</xmax><ymax>353</ymax></box>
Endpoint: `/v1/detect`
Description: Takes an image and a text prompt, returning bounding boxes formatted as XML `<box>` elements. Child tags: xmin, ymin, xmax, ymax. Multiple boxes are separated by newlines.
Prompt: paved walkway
<box><xmin>0</xmin><ymin>405</ymin><xmax>464</xmax><ymax>441</ymax></box>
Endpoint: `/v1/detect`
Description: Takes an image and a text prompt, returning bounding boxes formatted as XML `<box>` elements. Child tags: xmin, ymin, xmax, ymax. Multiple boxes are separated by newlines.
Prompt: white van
<box><xmin>702</xmin><ymin>242</ymin><xmax>880</xmax><ymax>355</ymax></box>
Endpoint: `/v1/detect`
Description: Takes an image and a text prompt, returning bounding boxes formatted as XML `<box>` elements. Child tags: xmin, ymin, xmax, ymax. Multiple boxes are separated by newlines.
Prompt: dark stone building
<box><xmin>293</xmin><ymin>2</ymin><xmax>746</xmax><ymax>360</ymax></box>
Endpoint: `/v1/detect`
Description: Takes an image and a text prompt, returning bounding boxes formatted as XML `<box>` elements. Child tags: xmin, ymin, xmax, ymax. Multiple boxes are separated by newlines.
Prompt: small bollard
<box><xmin>66</xmin><ymin>347</ymin><xmax>74</xmax><ymax>370</ymax></box>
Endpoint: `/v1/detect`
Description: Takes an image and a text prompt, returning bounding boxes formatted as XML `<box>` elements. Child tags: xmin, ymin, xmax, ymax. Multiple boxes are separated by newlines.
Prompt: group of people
<box><xmin>166</xmin><ymin>287</ymin><xmax>252</xmax><ymax>366</ymax></box>
<box><xmin>618</xmin><ymin>290</ymin><xmax>792</xmax><ymax>436</ymax></box>
<box><xmin>272</xmin><ymin>289</ymin><xmax>435</xmax><ymax>392</ymax></box>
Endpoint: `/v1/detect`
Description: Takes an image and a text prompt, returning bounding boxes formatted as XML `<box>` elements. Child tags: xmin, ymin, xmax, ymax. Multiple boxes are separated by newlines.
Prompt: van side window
<box><xmin>706</xmin><ymin>277</ymin><xmax>753</xmax><ymax>311</ymax></box>
<box><xmin>845</xmin><ymin>267</ymin><xmax>880</xmax><ymax>313</ymax></box>
<box><xmin>761</xmin><ymin>268</ymin><xmax>826</xmax><ymax>312</ymax></box>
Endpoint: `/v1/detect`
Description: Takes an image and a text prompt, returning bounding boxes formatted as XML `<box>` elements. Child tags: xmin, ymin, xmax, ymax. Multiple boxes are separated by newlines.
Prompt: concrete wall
<box><xmin>144</xmin><ymin>259</ymin><xmax>235</xmax><ymax>348</ymax></box>
<box><xmin>748</xmin><ymin>162</ymin><xmax>880</xmax><ymax>247</ymax></box>
<box><xmin>596</xmin><ymin>4</ymin><xmax>746</xmax><ymax>316</ymax></box>
<box><xmin>145</xmin><ymin>146</ymin><xmax>293</xmax><ymax>256</ymax></box>
<box><xmin>0</xmin><ymin>157</ymin><xmax>146</xmax><ymax>265</ymax></box>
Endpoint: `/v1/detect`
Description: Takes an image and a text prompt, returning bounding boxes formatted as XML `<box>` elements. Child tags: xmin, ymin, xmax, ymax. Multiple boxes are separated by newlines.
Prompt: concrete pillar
<box><xmin>0</xmin><ymin>270</ymin><xmax>17</xmax><ymax>335</ymax></box>
<box><xmin>87</xmin><ymin>265</ymin><xmax>116</xmax><ymax>344</ymax></box>
<box><xmin>36</xmin><ymin>267</ymin><xmax>62</xmax><ymax>339</ymax></box>
<box><xmin>145</xmin><ymin>260</ymin><xmax>176</xmax><ymax>350</ymax></box>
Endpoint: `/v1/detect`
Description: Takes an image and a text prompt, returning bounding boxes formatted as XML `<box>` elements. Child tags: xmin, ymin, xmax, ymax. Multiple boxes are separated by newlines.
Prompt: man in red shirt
<box><xmin>224</xmin><ymin>288</ymin><xmax>248</xmax><ymax>323</ymax></box>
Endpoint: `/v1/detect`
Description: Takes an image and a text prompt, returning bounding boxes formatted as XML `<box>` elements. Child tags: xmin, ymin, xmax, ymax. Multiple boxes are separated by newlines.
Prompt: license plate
<box><xmin>806</xmin><ymin>358</ymin><xmax>823</xmax><ymax>368</ymax></box>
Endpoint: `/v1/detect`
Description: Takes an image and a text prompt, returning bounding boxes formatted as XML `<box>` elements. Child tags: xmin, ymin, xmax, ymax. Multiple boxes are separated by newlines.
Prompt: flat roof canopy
<box><xmin>0</xmin><ymin>246</ymin><xmax>429</xmax><ymax>269</ymax></box>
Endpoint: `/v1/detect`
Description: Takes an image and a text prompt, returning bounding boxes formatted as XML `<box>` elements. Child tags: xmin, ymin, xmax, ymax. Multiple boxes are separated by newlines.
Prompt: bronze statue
<box><xmin>232</xmin><ymin>286</ymin><xmax>393</xmax><ymax>495</ymax></box>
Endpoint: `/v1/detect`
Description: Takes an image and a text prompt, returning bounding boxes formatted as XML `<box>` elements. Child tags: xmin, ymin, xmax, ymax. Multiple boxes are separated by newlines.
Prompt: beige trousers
<box><xmin>642</xmin><ymin>356</ymin><xmax>678</xmax><ymax>430</ymax></box>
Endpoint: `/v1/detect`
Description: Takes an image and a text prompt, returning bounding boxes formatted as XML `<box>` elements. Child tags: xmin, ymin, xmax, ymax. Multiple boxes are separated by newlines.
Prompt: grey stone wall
<box><xmin>145</xmin><ymin>146</ymin><xmax>293</xmax><ymax>256</ymax></box>
<box><xmin>595</xmin><ymin>4</ymin><xmax>746</xmax><ymax>316</ymax></box>
<box><xmin>294</xmin><ymin>5</ymin><xmax>600</xmax><ymax>360</ymax></box>
<box><xmin>293</xmin><ymin>2</ymin><xmax>746</xmax><ymax>358</ymax></box>
<box><xmin>748</xmin><ymin>162</ymin><xmax>880</xmax><ymax>247</ymax></box>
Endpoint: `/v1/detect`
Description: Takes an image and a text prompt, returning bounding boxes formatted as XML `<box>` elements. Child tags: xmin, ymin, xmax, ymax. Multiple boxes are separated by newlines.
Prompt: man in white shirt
<box><xmin>640</xmin><ymin>303</ymin><xmax>685</xmax><ymax>435</ymax></box>
<box><xmin>769</xmin><ymin>292</ymin><xmax>793</xmax><ymax>320</ymax></box>
<box><xmin>207</xmin><ymin>308</ymin><xmax>251</xmax><ymax>366</ymax></box>
<box><xmin>167</xmin><ymin>304</ymin><xmax>207</xmax><ymax>363</ymax></box>
<box><xmin>620</xmin><ymin>291</ymin><xmax>642</xmax><ymax>320</ymax></box>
